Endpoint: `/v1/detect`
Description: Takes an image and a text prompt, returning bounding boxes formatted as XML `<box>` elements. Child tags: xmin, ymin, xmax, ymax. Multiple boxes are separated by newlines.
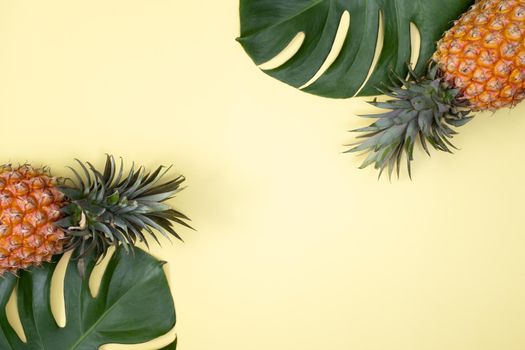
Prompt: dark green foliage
<box><xmin>160</xmin><ymin>338</ymin><xmax>178</xmax><ymax>350</ymax></box>
<box><xmin>56</xmin><ymin>155</ymin><xmax>192</xmax><ymax>260</ymax></box>
<box><xmin>346</xmin><ymin>65</ymin><xmax>473</xmax><ymax>178</ymax></box>
<box><xmin>0</xmin><ymin>247</ymin><xmax>176</xmax><ymax>350</ymax></box>
<box><xmin>238</xmin><ymin>0</ymin><xmax>474</xmax><ymax>98</ymax></box>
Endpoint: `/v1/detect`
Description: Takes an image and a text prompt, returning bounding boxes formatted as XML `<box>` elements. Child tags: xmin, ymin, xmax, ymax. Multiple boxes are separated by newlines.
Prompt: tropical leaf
<box><xmin>159</xmin><ymin>338</ymin><xmax>177</xmax><ymax>350</ymax></box>
<box><xmin>237</xmin><ymin>0</ymin><xmax>475</xmax><ymax>98</ymax></box>
<box><xmin>0</xmin><ymin>247</ymin><xmax>176</xmax><ymax>350</ymax></box>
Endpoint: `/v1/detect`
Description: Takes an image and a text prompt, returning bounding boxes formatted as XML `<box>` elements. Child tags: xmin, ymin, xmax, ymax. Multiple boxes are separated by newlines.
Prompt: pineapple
<box><xmin>348</xmin><ymin>0</ymin><xmax>525</xmax><ymax>177</ymax></box>
<box><xmin>0</xmin><ymin>155</ymin><xmax>190</xmax><ymax>275</ymax></box>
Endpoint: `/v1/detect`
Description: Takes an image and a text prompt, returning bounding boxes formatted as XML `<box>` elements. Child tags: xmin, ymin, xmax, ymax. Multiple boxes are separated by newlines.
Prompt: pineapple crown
<box><xmin>346</xmin><ymin>64</ymin><xmax>474</xmax><ymax>179</ymax></box>
<box><xmin>56</xmin><ymin>155</ymin><xmax>192</xmax><ymax>260</ymax></box>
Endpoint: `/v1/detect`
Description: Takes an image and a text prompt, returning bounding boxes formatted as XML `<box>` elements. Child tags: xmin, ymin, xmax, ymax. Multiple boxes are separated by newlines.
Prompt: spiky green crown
<box><xmin>347</xmin><ymin>65</ymin><xmax>474</xmax><ymax>178</ymax></box>
<box><xmin>56</xmin><ymin>155</ymin><xmax>191</xmax><ymax>260</ymax></box>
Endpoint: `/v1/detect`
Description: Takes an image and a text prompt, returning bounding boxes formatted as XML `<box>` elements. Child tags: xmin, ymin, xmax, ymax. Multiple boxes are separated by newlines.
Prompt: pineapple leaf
<box><xmin>0</xmin><ymin>247</ymin><xmax>176</xmax><ymax>350</ymax></box>
<box><xmin>59</xmin><ymin>156</ymin><xmax>192</xmax><ymax>261</ymax></box>
<box><xmin>237</xmin><ymin>0</ymin><xmax>475</xmax><ymax>97</ymax></box>
<box><xmin>106</xmin><ymin>190</ymin><xmax>120</xmax><ymax>205</ymax></box>
<box><xmin>348</xmin><ymin>64</ymin><xmax>473</xmax><ymax>178</ymax></box>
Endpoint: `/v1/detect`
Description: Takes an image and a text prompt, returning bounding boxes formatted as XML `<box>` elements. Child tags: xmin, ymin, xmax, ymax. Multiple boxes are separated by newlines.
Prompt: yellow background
<box><xmin>1</xmin><ymin>1</ymin><xmax>525</xmax><ymax>349</ymax></box>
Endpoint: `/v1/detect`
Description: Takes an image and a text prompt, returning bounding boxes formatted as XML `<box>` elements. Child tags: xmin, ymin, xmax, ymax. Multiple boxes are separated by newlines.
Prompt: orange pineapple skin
<box><xmin>0</xmin><ymin>165</ymin><xmax>66</xmax><ymax>274</ymax></box>
<box><xmin>433</xmin><ymin>0</ymin><xmax>525</xmax><ymax>111</ymax></box>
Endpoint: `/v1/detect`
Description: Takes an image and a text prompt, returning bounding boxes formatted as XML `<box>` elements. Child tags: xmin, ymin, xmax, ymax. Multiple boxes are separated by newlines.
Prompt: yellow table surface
<box><xmin>1</xmin><ymin>1</ymin><xmax>525</xmax><ymax>349</ymax></box>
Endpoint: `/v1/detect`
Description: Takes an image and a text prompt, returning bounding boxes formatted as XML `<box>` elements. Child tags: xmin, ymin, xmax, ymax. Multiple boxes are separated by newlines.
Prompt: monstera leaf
<box><xmin>159</xmin><ymin>338</ymin><xmax>177</xmax><ymax>350</ymax></box>
<box><xmin>0</xmin><ymin>248</ymin><xmax>176</xmax><ymax>350</ymax></box>
<box><xmin>238</xmin><ymin>0</ymin><xmax>475</xmax><ymax>98</ymax></box>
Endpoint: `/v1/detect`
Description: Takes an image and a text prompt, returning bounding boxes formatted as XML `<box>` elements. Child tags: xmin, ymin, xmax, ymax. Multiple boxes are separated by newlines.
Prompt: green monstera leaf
<box><xmin>0</xmin><ymin>247</ymin><xmax>176</xmax><ymax>350</ymax></box>
<box><xmin>159</xmin><ymin>338</ymin><xmax>177</xmax><ymax>350</ymax></box>
<box><xmin>238</xmin><ymin>0</ymin><xmax>475</xmax><ymax>98</ymax></box>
